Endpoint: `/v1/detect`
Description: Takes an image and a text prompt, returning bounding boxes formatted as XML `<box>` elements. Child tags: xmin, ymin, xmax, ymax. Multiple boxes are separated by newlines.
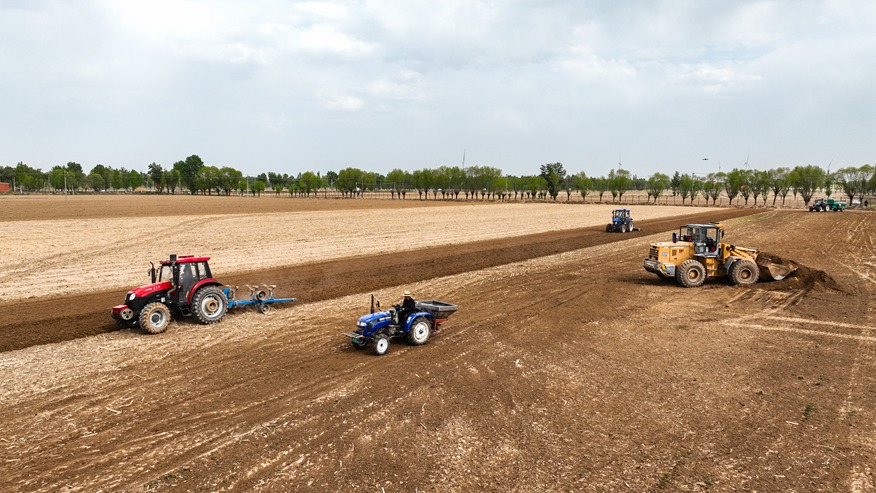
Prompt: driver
<box><xmin>397</xmin><ymin>290</ymin><xmax>416</xmax><ymax>325</ymax></box>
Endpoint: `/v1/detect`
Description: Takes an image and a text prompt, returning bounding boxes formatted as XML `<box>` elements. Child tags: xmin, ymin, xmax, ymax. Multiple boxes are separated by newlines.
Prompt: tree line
<box><xmin>2</xmin><ymin>156</ymin><xmax>874</xmax><ymax>206</ymax></box>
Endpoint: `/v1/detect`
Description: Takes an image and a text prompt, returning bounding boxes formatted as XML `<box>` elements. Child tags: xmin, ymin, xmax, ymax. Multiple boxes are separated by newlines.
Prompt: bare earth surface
<box><xmin>1</xmin><ymin>196</ymin><xmax>874</xmax><ymax>492</ymax></box>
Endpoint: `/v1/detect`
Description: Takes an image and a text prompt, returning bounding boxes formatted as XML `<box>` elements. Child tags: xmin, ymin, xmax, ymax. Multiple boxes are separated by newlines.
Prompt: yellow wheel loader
<box><xmin>642</xmin><ymin>223</ymin><xmax>796</xmax><ymax>288</ymax></box>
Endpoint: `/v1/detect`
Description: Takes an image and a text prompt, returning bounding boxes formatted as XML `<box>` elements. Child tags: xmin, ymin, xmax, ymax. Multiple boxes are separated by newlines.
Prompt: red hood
<box><xmin>129</xmin><ymin>281</ymin><xmax>172</xmax><ymax>298</ymax></box>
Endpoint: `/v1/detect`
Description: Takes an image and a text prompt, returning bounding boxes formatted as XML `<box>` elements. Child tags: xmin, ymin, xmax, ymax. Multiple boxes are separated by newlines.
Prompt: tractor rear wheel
<box><xmin>729</xmin><ymin>259</ymin><xmax>759</xmax><ymax>285</ymax></box>
<box><xmin>407</xmin><ymin>317</ymin><xmax>432</xmax><ymax>345</ymax></box>
<box><xmin>676</xmin><ymin>260</ymin><xmax>706</xmax><ymax>288</ymax></box>
<box><xmin>192</xmin><ymin>286</ymin><xmax>228</xmax><ymax>324</ymax></box>
<box><xmin>373</xmin><ymin>335</ymin><xmax>390</xmax><ymax>356</ymax></box>
<box><xmin>139</xmin><ymin>302</ymin><xmax>171</xmax><ymax>334</ymax></box>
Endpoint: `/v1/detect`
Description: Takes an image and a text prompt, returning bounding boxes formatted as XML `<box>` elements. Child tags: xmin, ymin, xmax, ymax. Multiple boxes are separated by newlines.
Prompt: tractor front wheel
<box><xmin>676</xmin><ymin>260</ymin><xmax>706</xmax><ymax>288</ymax></box>
<box><xmin>139</xmin><ymin>302</ymin><xmax>171</xmax><ymax>334</ymax></box>
<box><xmin>729</xmin><ymin>260</ymin><xmax>760</xmax><ymax>285</ymax></box>
<box><xmin>606</xmin><ymin>224</ymin><xmax>613</xmax><ymax>232</ymax></box>
<box><xmin>373</xmin><ymin>335</ymin><xmax>390</xmax><ymax>356</ymax></box>
<box><xmin>192</xmin><ymin>286</ymin><xmax>228</xmax><ymax>324</ymax></box>
<box><xmin>407</xmin><ymin>317</ymin><xmax>432</xmax><ymax>345</ymax></box>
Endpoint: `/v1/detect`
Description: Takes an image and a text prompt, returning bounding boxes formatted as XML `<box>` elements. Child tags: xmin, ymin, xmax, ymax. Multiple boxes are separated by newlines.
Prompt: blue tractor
<box><xmin>606</xmin><ymin>208</ymin><xmax>639</xmax><ymax>233</ymax></box>
<box><xmin>345</xmin><ymin>295</ymin><xmax>458</xmax><ymax>356</ymax></box>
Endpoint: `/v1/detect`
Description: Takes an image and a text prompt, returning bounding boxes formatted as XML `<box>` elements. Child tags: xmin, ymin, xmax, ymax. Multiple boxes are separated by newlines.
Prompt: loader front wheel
<box><xmin>373</xmin><ymin>336</ymin><xmax>390</xmax><ymax>356</ymax></box>
<box><xmin>407</xmin><ymin>317</ymin><xmax>432</xmax><ymax>345</ymax></box>
<box><xmin>192</xmin><ymin>286</ymin><xmax>228</xmax><ymax>324</ymax></box>
<box><xmin>676</xmin><ymin>260</ymin><xmax>706</xmax><ymax>288</ymax></box>
<box><xmin>140</xmin><ymin>302</ymin><xmax>171</xmax><ymax>334</ymax></box>
<box><xmin>729</xmin><ymin>259</ymin><xmax>759</xmax><ymax>285</ymax></box>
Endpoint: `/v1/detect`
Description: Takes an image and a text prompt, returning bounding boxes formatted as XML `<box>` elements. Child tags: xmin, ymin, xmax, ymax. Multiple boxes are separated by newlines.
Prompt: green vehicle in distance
<box><xmin>809</xmin><ymin>198</ymin><xmax>846</xmax><ymax>212</ymax></box>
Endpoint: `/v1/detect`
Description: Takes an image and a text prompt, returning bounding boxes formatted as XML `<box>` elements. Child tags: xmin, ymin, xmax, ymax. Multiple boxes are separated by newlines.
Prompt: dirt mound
<box><xmin>754</xmin><ymin>253</ymin><xmax>841</xmax><ymax>292</ymax></box>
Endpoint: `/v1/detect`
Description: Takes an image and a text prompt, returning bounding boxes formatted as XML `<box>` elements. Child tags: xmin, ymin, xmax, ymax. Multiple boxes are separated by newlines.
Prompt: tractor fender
<box><xmin>402</xmin><ymin>312</ymin><xmax>433</xmax><ymax>333</ymax></box>
<box><xmin>186</xmin><ymin>279</ymin><xmax>222</xmax><ymax>303</ymax></box>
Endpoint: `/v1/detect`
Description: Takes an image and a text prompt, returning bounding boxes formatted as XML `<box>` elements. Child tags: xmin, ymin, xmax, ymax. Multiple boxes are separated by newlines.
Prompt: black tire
<box><xmin>606</xmin><ymin>224</ymin><xmax>613</xmax><ymax>232</ymax></box>
<box><xmin>729</xmin><ymin>259</ymin><xmax>759</xmax><ymax>285</ymax></box>
<box><xmin>373</xmin><ymin>335</ymin><xmax>390</xmax><ymax>356</ymax></box>
<box><xmin>139</xmin><ymin>302</ymin><xmax>171</xmax><ymax>334</ymax></box>
<box><xmin>676</xmin><ymin>260</ymin><xmax>706</xmax><ymax>288</ymax></box>
<box><xmin>192</xmin><ymin>286</ymin><xmax>228</xmax><ymax>324</ymax></box>
<box><xmin>351</xmin><ymin>337</ymin><xmax>368</xmax><ymax>350</ymax></box>
<box><xmin>407</xmin><ymin>317</ymin><xmax>432</xmax><ymax>345</ymax></box>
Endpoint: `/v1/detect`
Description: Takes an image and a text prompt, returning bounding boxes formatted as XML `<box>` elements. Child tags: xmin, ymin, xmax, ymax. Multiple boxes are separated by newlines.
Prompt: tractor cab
<box><xmin>150</xmin><ymin>255</ymin><xmax>216</xmax><ymax>306</ymax></box>
<box><xmin>674</xmin><ymin>223</ymin><xmax>723</xmax><ymax>258</ymax></box>
<box><xmin>612</xmin><ymin>209</ymin><xmax>631</xmax><ymax>222</ymax></box>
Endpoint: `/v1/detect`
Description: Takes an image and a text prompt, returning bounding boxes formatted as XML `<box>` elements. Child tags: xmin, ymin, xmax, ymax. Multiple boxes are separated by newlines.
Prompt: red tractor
<box><xmin>112</xmin><ymin>254</ymin><xmax>228</xmax><ymax>334</ymax></box>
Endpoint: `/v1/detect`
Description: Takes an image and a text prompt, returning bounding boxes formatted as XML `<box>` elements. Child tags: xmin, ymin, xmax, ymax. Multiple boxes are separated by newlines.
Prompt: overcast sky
<box><xmin>2</xmin><ymin>1</ymin><xmax>874</xmax><ymax>178</ymax></box>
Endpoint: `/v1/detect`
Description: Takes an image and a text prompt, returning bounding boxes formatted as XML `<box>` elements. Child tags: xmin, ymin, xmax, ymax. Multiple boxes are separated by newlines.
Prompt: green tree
<box><xmin>669</xmin><ymin>171</ymin><xmax>682</xmax><ymax>203</ymax></box>
<box><xmin>386</xmin><ymin>168</ymin><xmax>409</xmax><ymax>199</ymax></box>
<box><xmin>678</xmin><ymin>174</ymin><xmax>700</xmax><ymax>205</ymax></box>
<box><xmin>411</xmin><ymin>168</ymin><xmax>434</xmax><ymax>199</ymax></box>
<box><xmin>723</xmin><ymin>169</ymin><xmax>745</xmax><ymax>206</ymax></box>
<box><xmin>646</xmin><ymin>172</ymin><xmax>670</xmax><ymax>204</ymax></box>
<box><xmin>148</xmin><ymin>163</ymin><xmax>164</xmax><ymax>191</ymax></box>
<box><xmin>86</xmin><ymin>172</ymin><xmax>105</xmax><ymax>191</ymax></box>
<box><xmin>335</xmin><ymin>167</ymin><xmax>362</xmax><ymax>197</ymax></box>
<box><xmin>789</xmin><ymin>164</ymin><xmax>825</xmax><ymax>206</ymax></box>
<box><xmin>218</xmin><ymin>167</ymin><xmax>242</xmax><ymax>195</ymax></box>
<box><xmin>749</xmin><ymin>170</ymin><xmax>771</xmax><ymax>206</ymax></box>
<box><xmin>766</xmin><ymin>167</ymin><xmax>791</xmax><ymax>206</ymax></box>
<box><xmin>539</xmin><ymin>162</ymin><xmax>566</xmax><ymax>201</ymax></box>
<box><xmin>173</xmin><ymin>154</ymin><xmax>205</xmax><ymax>194</ymax></box>
<box><xmin>572</xmin><ymin>171</ymin><xmax>590</xmax><ymax>202</ymax></box>
<box><xmin>300</xmin><ymin>171</ymin><xmax>322</xmax><ymax>196</ymax></box>
<box><xmin>607</xmin><ymin>169</ymin><xmax>632</xmax><ymax>202</ymax></box>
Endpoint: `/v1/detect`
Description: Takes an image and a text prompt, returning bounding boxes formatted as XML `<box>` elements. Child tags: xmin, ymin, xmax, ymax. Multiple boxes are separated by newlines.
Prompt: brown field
<box><xmin>0</xmin><ymin>196</ymin><xmax>874</xmax><ymax>492</ymax></box>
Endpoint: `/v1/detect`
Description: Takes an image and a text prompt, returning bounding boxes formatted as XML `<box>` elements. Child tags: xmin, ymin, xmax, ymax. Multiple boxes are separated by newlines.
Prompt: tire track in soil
<box><xmin>0</xmin><ymin>209</ymin><xmax>760</xmax><ymax>353</ymax></box>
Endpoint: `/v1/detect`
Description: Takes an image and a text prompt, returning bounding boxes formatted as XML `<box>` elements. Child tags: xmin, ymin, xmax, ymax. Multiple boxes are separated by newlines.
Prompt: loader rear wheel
<box><xmin>729</xmin><ymin>259</ymin><xmax>759</xmax><ymax>285</ymax></box>
<box><xmin>373</xmin><ymin>336</ymin><xmax>390</xmax><ymax>356</ymax></box>
<box><xmin>192</xmin><ymin>286</ymin><xmax>228</xmax><ymax>324</ymax></box>
<box><xmin>139</xmin><ymin>302</ymin><xmax>171</xmax><ymax>334</ymax></box>
<box><xmin>676</xmin><ymin>260</ymin><xmax>706</xmax><ymax>288</ymax></box>
<box><xmin>407</xmin><ymin>317</ymin><xmax>432</xmax><ymax>346</ymax></box>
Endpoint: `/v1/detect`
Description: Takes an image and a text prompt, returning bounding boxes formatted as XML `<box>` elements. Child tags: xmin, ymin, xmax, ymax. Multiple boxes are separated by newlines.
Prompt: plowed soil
<box><xmin>1</xmin><ymin>197</ymin><xmax>874</xmax><ymax>493</ymax></box>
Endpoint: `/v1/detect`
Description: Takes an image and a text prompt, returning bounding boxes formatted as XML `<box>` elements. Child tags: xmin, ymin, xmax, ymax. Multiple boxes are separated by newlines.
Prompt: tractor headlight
<box><xmin>127</xmin><ymin>292</ymin><xmax>135</xmax><ymax>301</ymax></box>
<box><xmin>357</xmin><ymin>321</ymin><xmax>366</xmax><ymax>327</ymax></box>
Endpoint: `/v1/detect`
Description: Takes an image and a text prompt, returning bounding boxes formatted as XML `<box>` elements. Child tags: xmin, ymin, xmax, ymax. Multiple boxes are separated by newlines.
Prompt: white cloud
<box><xmin>1</xmin><ymin>0</ymin><xmax>874</xmax><ymax>176</ymax></box>
<box><xmin>322</xmin><ymin>94</ymin><xmax>365</xmax><ymax>111</ymax></box>
<box><xmin>296</xmin><ymin>24</ymin><xmax>375</xmax><ymax>56</ymax></box>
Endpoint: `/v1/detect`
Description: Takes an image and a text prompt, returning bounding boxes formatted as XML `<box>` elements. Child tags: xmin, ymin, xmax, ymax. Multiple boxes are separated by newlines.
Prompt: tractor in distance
<box><xmin>111</xmin><ymin>254</ymin><xmax>295</xmax><ymax>334</ymax></box>
<box><xmin>809</xmin><ymin>198</ymin><xmax>847</xmax><ymax>212</ymax></box>
<box><xmin>606</xmin><ymin>208</ymin><xmax>640</xmax><ymax>233</ymax></box>
<box><xmin>643</xmin><ymin>223</ymin><xmax>797</xmax><ymax>288</ymax></box>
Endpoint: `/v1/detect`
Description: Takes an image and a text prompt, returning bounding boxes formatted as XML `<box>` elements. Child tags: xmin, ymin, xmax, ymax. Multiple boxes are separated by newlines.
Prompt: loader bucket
<box><xmin>756</xmin><ymin>254</ymin><xmax>798</xmax><ymax>281</ymax></box>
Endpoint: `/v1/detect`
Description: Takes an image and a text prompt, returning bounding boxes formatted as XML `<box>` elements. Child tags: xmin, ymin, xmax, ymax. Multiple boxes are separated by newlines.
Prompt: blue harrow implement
<box><xmin>224</xmin><ymin>284</ymin><xmax>297</xmax><ymax>314</ymax></box>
